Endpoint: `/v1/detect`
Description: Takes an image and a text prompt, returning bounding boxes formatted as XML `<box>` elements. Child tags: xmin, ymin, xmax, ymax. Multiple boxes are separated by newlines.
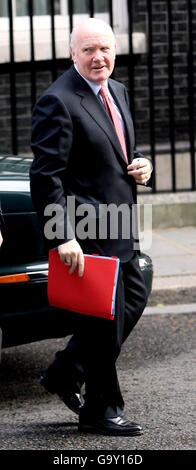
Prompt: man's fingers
<box><xmin>128</xmin><ymin>168</ymin><xmax>148</xmax><ymax>178</ymax></box>
<box><xmin>68</xmin><ymin>253</ymin><xmax>77</xmax><ymax>274</ymax></box>
<box><xmin>57</xmin><ymin>240</ymin><xmax>84</xmax><ymax>276</ymax></box>
<box><xmin>127</xmin><ymin>157</ymin><xmax>152</xmax><ymax>184</ymax></box>
<box><xmin>77</xmin><ymin>251</ymin><xmax>85</xmax><ymax>278</ymax></box>
<box><xmin>128</xmin><ymin>158</ymin><xmax>151</xmax><ymax>174</ymax></box>
<box><xmin>59</xmin><ymin>251</ymin><xmax>66</xmax><ymax>263</ymax></box>
<box><xmin>128</xmin><ymin>159</ymin><xmax>147</xmax><ymax>171</ymax></box>
<box><xmin>67</xmin><ymin>252</ymin><xmax>84</xmax><ymax>276</ymax></box>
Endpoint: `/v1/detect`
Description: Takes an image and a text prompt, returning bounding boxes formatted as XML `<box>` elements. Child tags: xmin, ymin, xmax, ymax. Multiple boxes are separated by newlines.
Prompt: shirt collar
<box><xmin>74</xmin><ymin>64</ymin><xmax>108</xmax><ymax>96</ymax></box>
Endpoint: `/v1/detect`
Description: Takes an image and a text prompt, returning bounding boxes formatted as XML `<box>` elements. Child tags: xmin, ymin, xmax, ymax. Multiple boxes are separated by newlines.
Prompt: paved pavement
<box><xmin>144</xmin><ymin>226</ymin><xmax>196</xmax><ymax>313</ymax></box>
<box><xmin>0</xmin><ymin>312</ymin><xmax>195</xmax><ymax>452</ymax></box>
<box><xmin>0</xmin><ymin>226</ymin><xmax>195</xmax><ymax>456</ymax></box>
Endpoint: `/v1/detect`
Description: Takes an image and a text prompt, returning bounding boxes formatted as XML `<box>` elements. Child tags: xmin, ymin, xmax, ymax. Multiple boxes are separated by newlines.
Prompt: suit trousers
<box><xmin>45</xmin><ymin>253</ymin><xmax>147</xmax><ymax>418</ymax></box>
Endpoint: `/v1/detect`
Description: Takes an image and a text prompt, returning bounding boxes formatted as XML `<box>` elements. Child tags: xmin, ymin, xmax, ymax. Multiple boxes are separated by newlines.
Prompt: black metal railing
<box><xmin>187</xmin><ymin>0</ymin><xmax>195</xmax><ymax>190</ymax></box>
<box><xmin>0</xmin><ymin>0</ymin><xmax>195</xmax><ymax>193</ymax></box>
<box><xmin>7</xmin><ymin>0</ymin><xmax>17</xmax><ymax>155</ymax></box>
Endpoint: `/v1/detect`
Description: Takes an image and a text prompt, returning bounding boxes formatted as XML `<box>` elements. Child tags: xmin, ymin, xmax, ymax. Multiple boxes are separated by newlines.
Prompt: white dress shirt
<box><xmin>74</xmin><ymin>64</ymin><xmax>126</xmax><ymax>136</ymax></box>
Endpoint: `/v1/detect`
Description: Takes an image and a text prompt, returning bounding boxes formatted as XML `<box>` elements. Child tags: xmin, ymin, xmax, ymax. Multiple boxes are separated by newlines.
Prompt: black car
<box><xmin>0</xmin><ymin>155</ymin><xmax>153</xmax><ymax>351</ymax></box>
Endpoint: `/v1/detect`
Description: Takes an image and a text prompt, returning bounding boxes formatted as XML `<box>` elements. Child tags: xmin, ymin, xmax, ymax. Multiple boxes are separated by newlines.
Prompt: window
<box><xmin>0</xmin><ymin>0</ymin><xmax>61</xmax><ymax>17</ymax></box>
<box><xmin>0</xmin><ymin>0</ymin><xmax>146</xmax><ymax>63</ymax></box>
<box><xmin>33</xmin><ymin>0</ymin><xmax>60</xmax><ymax>16</ymax></box>
<box><xmin>0</xmin><ymin>0</ymin><xmax>108</xmax><ymax>17</ymax></box>
<box><xmin>15</xmin><ymin>0</ymin><xmax>28</xmax><ymax>16</ymax></box>
<box><xmin>0</xmin><ymin>0</ymin><xmax>8</xmax><ymax>17</ymax></box>
<box><xmin>72</xmin><ymin>0</ymin><xmax>109</xmax><ymax>14</ymax></box>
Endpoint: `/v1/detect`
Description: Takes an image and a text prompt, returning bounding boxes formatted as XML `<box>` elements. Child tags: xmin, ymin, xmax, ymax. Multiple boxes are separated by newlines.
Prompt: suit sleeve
<box><xmin>123</xmin><ymin>86</ymin><xmax>153</xmax><ymax>188</ymax></box>
<box><xmin>30</xmin><ymin>93</ymin><xmax>75</xmax><ymax>249</ymax></box>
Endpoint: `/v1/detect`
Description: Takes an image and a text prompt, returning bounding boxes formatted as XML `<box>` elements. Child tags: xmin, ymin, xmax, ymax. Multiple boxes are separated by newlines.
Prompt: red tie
<box><xmin>99</xmin><ymin>85</ymin><xmax>128</xmax><ymax>163</ymax></box>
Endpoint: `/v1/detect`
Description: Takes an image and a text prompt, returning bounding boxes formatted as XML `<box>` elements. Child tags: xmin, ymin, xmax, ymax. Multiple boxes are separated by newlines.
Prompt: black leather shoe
<box><xmin>39</xmin><ymin>374</ymin><xmax>83</xmax><ymax>415</ymax></box>
<box><xmin>78</xmin><ymin>415</ymin><xmax>143</xmax><ymax>436</ymax></box>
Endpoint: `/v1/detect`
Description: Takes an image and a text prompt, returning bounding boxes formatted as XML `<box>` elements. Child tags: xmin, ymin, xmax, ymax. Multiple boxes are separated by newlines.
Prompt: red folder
<box><xmin>47</xmin><ymin>250</ymin><xmax>120</xmax><ymax>320</ymax></box>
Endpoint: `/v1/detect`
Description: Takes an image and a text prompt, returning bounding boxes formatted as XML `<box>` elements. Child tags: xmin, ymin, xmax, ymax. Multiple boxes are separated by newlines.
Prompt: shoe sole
<box><xmin>78</xmin><ymin>424</ymin><xmax>143</xmax><ymax>436</ymax></box>
<box><xmin>39</xmin><ymin>377</ymin><xmax>82</xmax><ymax>415</ymax></box>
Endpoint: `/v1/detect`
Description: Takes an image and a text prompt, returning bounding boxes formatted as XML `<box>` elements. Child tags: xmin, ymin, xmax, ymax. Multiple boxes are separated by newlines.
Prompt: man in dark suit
<box><xmin>30</xmin><ymin>18</ymin><xmax>152</xmax><ymax>436</ymax></box>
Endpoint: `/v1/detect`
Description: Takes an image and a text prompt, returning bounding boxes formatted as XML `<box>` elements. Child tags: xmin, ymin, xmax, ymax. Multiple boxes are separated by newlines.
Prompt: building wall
<box><xmin>0</xmin><ymin>0</ymin><xmax>195</xmax><ymax>155</ymax></box>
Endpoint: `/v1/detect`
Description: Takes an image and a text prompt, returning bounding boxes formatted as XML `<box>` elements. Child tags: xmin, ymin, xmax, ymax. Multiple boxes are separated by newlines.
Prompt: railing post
<box><xmin>127</xmin><ymin>0</ymin><xmax>135</xmax><ymax>124</ymax></box>
<box><xmin>8</xmin><ymin>0</ymin><xmax>18</xmax><ymax>155</ymax></box>
<box><xmin>108</xmin><ymin>0</ymin><xmax>114</xmax><ymax>29</ymax></box>
<box><xmin>50</xmin><ymin>0</ymin><xmax>57</xmax><ymax>81</ymax></box>
<box><xmin>167</xmin><ymin>0</ymin><xmax>176</xmax><ymax>192</ymax></box>
<box><xmin>187</xmin><ymin>0</ymin><xmax>195</xmax><ymax>190</ymax></box>
<box><xmin>28</xmin><ymin>0</ymin><xmax>36</xmax><ymax>109</ymax></box>
<box><xmin>146</xmin><ymin>0</ymin><xmax>156</xmax><ymax>192</ymax></box>
<box><xmin>89</xmin><ymin>0</ymin><xmax>95</xmax><ymax>18</ymax></box>
<box><xmin>68</xmin><ymin>0</ymin><xmax>73</xmax><ymax>36</ymax></box>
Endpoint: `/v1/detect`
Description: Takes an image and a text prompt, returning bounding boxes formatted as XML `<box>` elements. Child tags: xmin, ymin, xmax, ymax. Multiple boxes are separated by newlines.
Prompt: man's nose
<box><xmin>93</xmin><ymin>50</ymin><xmax>104</xmax><ymax>61</ymax></box>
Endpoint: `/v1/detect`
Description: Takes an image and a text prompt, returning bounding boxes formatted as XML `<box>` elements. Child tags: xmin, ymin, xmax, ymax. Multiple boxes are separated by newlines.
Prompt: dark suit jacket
<box><xmin>30</xmin><ymin>65</ymin><xmax>150</xmax><ymax>261</ymax></box>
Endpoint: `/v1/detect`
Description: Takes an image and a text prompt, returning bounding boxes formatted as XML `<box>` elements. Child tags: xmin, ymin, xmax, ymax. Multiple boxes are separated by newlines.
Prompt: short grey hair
<box><xmin>70</xmin><ymin>18</ymin><xmax>116</xmax><ymax>52</ymax></box>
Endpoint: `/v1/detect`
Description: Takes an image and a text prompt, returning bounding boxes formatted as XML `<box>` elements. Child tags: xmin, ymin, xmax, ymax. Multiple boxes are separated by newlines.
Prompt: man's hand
<box><xmin>127</xmin><ymin>157</ymin><xmax>152</xmax><ymax>185</ymax></box>
<box><xmin>58</xmin><ymin>239</ymin><xmax>84</xmax><ymax>277</ymax></box>
<box><xmin>0</xmin><ymin>230</ymin><xmax>3</xmax><ymax>248</ymax></box>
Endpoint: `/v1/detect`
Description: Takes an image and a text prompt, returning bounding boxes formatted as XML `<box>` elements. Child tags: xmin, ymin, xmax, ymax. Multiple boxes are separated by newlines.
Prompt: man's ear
<box><xmin>70</xmin><ymin>46</ymin><xmax>75</xmax><ymax>63</ymax></box>
<box><xmin>113</xmin><ymin>41</ymin><xmax>117</xmax><ymax>59</ymax></box>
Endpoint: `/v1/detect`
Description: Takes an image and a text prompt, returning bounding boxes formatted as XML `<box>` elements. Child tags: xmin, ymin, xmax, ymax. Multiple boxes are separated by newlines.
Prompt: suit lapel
<box><xmin>71</xmin><ymin>66</ymin><xmax>134</xmax><ymax>165</ymax></box>
<box><xmin>78</xmin><ymin>89</ymin><xmax>127</xmax><ymax>164</ymax></box>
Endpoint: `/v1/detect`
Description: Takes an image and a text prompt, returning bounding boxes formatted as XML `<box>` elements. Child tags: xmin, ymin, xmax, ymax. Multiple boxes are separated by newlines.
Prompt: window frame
<box><xmin>0</xmin><ymin>0</ymin><xmax>146</xmax><ymax>63</ymax></box>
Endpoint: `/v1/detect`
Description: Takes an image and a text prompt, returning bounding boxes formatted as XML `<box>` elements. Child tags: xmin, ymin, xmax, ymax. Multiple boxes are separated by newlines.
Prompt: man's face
<box><xmin>70</xmin><ymin>27</ymin><xmax>116</xmax><ymax>84</ymax></box>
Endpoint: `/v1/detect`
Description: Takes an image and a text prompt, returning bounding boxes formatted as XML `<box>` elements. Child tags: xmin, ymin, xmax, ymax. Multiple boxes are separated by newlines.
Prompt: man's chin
<box><xmin>91</xmin><ymin>70</ymin><xmax>109</xmax><ymax>83</ymax></box>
